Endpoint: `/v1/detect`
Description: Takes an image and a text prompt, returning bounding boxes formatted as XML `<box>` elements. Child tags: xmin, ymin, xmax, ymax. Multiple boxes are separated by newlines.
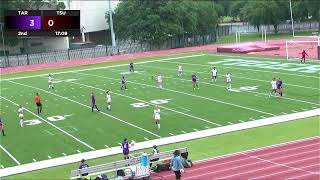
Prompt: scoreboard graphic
<box><xmin>4</xmin><ymin>10</ymin><xmax>80</xmax><ymax>36</ymax></box>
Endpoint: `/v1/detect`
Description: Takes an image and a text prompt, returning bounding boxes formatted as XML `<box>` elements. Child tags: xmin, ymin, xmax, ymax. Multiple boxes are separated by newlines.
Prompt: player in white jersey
<box><xmin>225</xmin><ymin>72</ymin><xmax>232</xmax><ymax>91</ymax></box>
<box><xmin>48</xmin><ymin>74</ymin><xmax>54</xmax><ymax>90</ymax></box>
<box><xmin>269</xmin><ymin>78</ymin><xmax>277</xmax><ymax>97</ymax></box>
<box><xmin>153</xmin><ymin>106</ymin><xmax>161</xmax><ymax>130</ymax></box>
<box><xmin>17</xmin><ymin>105</ymin><xmax>24</xmax><ymax>128</ymax></box>
<box><xmin>178</xmin><ymin>65</ymin><xmax>183</xmax><ymax>77</ymax></box>
<box><xmin>106</xmin><ymin>91</ymin><xmax>112</xmax><ymax>110</ymax></box>
<box><xmin>157</xmin><ymin>74</ymin><xmax>163</xmax><ymax>89</ymax></box>
<box><xmin>211</xmin><ymin>67</ymin><xmax>217</xmax><ymax>83</ymax></box>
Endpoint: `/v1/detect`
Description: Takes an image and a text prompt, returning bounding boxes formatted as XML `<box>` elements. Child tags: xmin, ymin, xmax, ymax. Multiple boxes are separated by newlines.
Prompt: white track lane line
<box><xmin>286</xmin><ymin>171</ymin><xmax>320</xmax><ymax>180</ymax></box>
<box><xmin>1</xmin><ymin>96</ymin><xmax>95</xmax><ymax>150</ymax></box>
<box><xmin>7</xmin><ymin>80</ymin><xmax>161</xmax><ymax>138</ymax></box>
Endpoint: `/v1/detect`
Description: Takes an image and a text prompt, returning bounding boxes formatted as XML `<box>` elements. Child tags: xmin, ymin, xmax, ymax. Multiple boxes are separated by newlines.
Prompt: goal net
<box><xmin>285</xmin><ymin>37</ymin><xmax>320</xmax><ymax>60</ymax></box>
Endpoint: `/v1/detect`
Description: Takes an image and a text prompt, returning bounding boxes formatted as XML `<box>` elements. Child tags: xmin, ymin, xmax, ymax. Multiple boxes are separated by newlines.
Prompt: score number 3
<box><xmin>30</xmin><ymin>20</ymin><xmax>34</xmax><ymax>27</ymax></box>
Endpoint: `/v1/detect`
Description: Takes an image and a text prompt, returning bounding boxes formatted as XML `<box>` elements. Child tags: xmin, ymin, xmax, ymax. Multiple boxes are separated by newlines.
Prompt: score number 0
<box><xmin>48</xmin><ymin>20</ymin><xmax>54</xmax><ymax>26</ymax></box>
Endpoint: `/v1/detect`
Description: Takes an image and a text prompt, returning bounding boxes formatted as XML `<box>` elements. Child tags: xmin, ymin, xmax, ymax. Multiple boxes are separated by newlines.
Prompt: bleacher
<box><xmin>70</xmin><ymin>147</ymin><xmax>188</xmax><ymax>180</ymax></box>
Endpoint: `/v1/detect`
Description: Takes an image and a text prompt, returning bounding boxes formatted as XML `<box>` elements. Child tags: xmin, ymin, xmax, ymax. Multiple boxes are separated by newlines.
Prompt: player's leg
<box><xmin>1</xmin><ymin>127</ymin><xmax>5</xmax><ymax>136</ymax></box>
<box><xmin>95</xmin><ymin>105</ymin><xmax>100</xmax><ymax>111</ymax></box>
<box><xmin>39</xmin><ymin>103</ymin><xmax>42</xmax><ymax>113</ymax></box>
<box><xmin>108</xmin><ymin>102</ymin><xmax>111</xmax><ymax>110</ymax></box>
<box><xmin>215</xmin><ymin>76</ymin><xmax>217</xmax><ymax>82</ymax></box>
<box><xmin>20</xmin><ymin>119</ymin><xmax>24</xmax><ymax>128</ymax></box>
<box><xmin>91</xmin><ymin>104</ymin><xmax>94</xmax><ymax>112</ymax></box>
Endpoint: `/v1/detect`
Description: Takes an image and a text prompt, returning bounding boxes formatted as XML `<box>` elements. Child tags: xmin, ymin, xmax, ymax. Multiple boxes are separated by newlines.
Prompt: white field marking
<box><xmin>32</xmin><ymin>159</ymin><xmax>36</xmax><ymax>162</ymax></box>
<box><xmin>239</xmin><ymin>120</ymin><xmax>245</xmax><ymax>123</ymax></box>
<box><xmin>292</xmin><ymin>110</ymin><xmax>299</xmax><ymax>113</ymax></box>
<box><xmin>78</xmin><ymin>72</ymin><xmax>275</xmax><ymax>116</ymax></box>
<box><xmin>169</xmin><ymin>133</ymin><xmax>175</xmax><ymax>136</ymax></box>
<box><xmin>312</xmin><ymin>106</ymin><xmax>318</xmax><ymax>109</ymax></box>
<box><xmin>44</xmin><ymin>130</ymin><xmax>55</xmax><ymax>135</ymax></box>
<box><xmin>193</xmin><ymin>129</ymin><xmax>198</xmax><ymax>131</ymax></box>
<box><xmin>7</xmin><ymin>80</ymin><xmax>161</xmax><ymax>138</ymax></box>
<box><xmin>138</xmin><ymin>65</ymin><xmax>320</xmax><ymax>105</ymax></box>
<box><xmin>181</xmin><ymin>131</ymin><xmax>187</xmax><ymax>133</ymax></box>
<box><xmin>118</xmin><ymin>143</ymin><xmax>122</xmax><ymax>146</ymax></box>
<box><xmin>227</xmin><ymin>122</ymin><xmax>233</xmax><ymax>125</ymax></box>
<box><xmin>282</xmin><ymin>112</ymin><xmax>288</xmax><ymax>114</ymax></box>
<box><xmin>167</xmin><ymin>58</ymin><xmax>320</xmax><ymax>79</ymax></box>
<box><xmin>77</xmin><ymin>150</ymin><xmax>81</xmax><ymax>153</ymax></box>
<box><xmin>64</xmin><ymin>114</ymin><xmax>74</xmax><ymax>118</ymax></box>
<box><xmin>287</xmin><ymin>172</ymin><xmax>319</xmax><ymax>180</ymax></box>
<box><xmin>184</xmin><ymin>151</ymin><xmax>319</xmax><ymax>180</ymax></box>
<box><xmin>104</xmin><ymin>145</ymin><xmax>109</xmax><ymax>148</ymax></box>
<box><xmin>250</xmin><ymin>118</ymin><xmax>256</xmax><ymax>120</ymax></box>
<box><xmin>205</xmin><ymin>126</ymin><xmax>210</xmax><ymax>129</ymax></box>
<box><xmin>62</xmin><ymin>153</ymin><xmax>67</xmax><ymax>156</ymax></box>
<box><xmin>175</xmin><ymin>106</ymin><xmax>191</xmax><ymax>112</ymax></box>
<box><xmin>1</xmin><ymin>165</ymin><xmax>4</xmax><ymax>169</ymax></box>
<box><xmin>48</xmin><ymin>156</ymin><xmax>52</xmax><ymax>159</ymax></box>
<box><xmin>0</xmin><ymin>95</ymin><xmax>95</xmax><ymax>150</ymax></box>
<box><xmin>144</xmin><ymin>137</ymin><xmax>149</xmax><ymax>141</ymax></box>
<box><xmin>260</xmin><ymin>116</ymin><xmax>266</xmax><ymax>119</ymax></box>
<box><xmin>302</xmin><ymin>108</ymin><xmax>308</xmax><ymax>111</ymax></box>
<box><xmin>66</xmin><ymin>76</ymin><xmax>221</xmax><ymax>127</ymax></box>
<box><xmin>1</xmin><ymin>54</ymin><xmax>205</xmax><ymax>81</ymax></box>
<box><xmin>249</xmin><ymin>164</ymin><xmax>320</xmax><ymax>180</ymax></box>
<box><xmin>0</xmin><ymin>144</ymin><xmax>21</xmax><ymax>165</ymax></box>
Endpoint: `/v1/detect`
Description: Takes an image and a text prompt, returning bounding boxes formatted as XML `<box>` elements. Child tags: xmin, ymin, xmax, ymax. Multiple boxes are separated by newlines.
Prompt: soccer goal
<box><xmin>285</xmin><ymin>37</ymin><xmax>320</xmax><ymax>60</ymax></box>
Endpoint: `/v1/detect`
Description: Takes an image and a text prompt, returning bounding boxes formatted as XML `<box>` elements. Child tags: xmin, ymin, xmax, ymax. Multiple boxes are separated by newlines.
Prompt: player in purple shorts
<box><xmin>91</xmin><ymin>93</ymin><xmax>100</xmax><ymax>112</ymax></box>
<box><xmin>121</xmin><ymin>75</ymin><xmax>127</xmax><ymax>90</ymax></box>
<box><xmin>121</xmin><ymin>138</ymin><xmax>130</xmax><ymax>160</ymax></box>
<box><xmin>79</xmin><ymin>159</ymin><xmax>89</xmax><ymax>176</ymax></box>
<box><xmin>191</xmin><ymin>73</ymin><xmax>199</xmax><ymax>90</ymax></box>
<box><xmin>277</xmin><ymin>78</ymin><xmax>283</xmax><ymax>97</ymax></box>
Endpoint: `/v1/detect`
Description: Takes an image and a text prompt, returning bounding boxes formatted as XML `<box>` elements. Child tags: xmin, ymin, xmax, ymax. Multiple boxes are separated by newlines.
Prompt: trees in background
<box><xmin>110</xmin><ymin>0</ymin><xmax>220</xmax><ymax>46</ymax></box>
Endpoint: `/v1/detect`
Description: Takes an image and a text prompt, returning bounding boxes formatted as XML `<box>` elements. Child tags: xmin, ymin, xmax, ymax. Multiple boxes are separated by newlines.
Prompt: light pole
<box><xmin>109</xmin><ymin>0</ymin><xmax>116</xmax><ymax>47</ymax></box>
<box><xmin>289</xmin><ymin>0</ymin><xmax>295</xmax><ymax>37</ymax></box>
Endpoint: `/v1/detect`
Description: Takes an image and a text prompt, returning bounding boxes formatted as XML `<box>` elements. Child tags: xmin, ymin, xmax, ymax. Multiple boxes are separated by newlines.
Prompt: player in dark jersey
<box><xmin>129</xmin><ymin>62</ymin><xmax>134</xmax><ymax>72</ymax></box>
<box><xmin>91</xmin><ymin>93</ymin><xmax>100</xmax><ymax>112</ymax></box>
<box><xmin>121</xmin><ymin>138</ymin><xmax>130</xmax><ymax>160</ymax></box>
<box><xmin>121</xmin><ymin>75</ymin><xmax>127</xmax><ymax>90</ymax></box>
<box><xmin>277</xmin><ymin>78</ymin><xmax>283</xmax><ymax>97</ymax></box>
<box><xmin>191</xmin><ymin>73</ymin><xmax>199</xmax><ymax>90</ymax></box>
<box><xmin>0</xmin><ymin>114</ymin><xmax>5</xmax><ymax>136</ymax></box>
<box><xmin>34</xmin><ymin>93</ymin><xmax>42</xmax><ymax>114</ymax></box>
<box><xmin>300</xmin><ymin>50</ymin><xmax>308</xmax><ymax>64</ymax></box>
<box><xmin>79</xmin><ymin>159</ymin><xmax>89</xmax><ymax>176</ymax></box>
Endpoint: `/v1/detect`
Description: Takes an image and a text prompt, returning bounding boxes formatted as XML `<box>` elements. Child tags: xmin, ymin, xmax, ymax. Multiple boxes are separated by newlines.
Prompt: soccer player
<box><xmin>277</xmin><ymin>78</ymin><xmax>283</xmax><ymax>97</ymax></box>
<box><xmin>17</xmin><ymin>105</ymin><xmax>24</xmax><ymax>128</ymax></box>
<box><xmin>34</xmin><ymin>93</ymin><xmax>42</xmax><ymax>114</ymax></box>
<box><xmin>79</xmin><ymin>159</ymin><xmax>89</xmax><ymax>177</ymax></box>
<box><xmin>157</xmin><ymin>74</ymin><xmax>163</xmax><ymax>89</ymax></box>
<box><xmin>106</xmin><ymin>91</ymin><xmax>112</xmax><ymax>111</ymax></box>
<box><xmin>178</xmin><ymin>65</ymin><xmax>183</xmax><ymax>77</ymax></box>
<box><xmin>300</xmin><ymin>50</ymin><xmax>308</xmax><ymax>64</ymax></box>
<box><xmin>48</xmin><ymin>74</ymin><xmax>54</xmax><ymax>90</ymax></box>
<box><xmin>121</xmin><ymin>75</ymin><xmax>127</xmax><ymax>90</ymax></box>
<box><xmin>269</xmin><ymin>78</ymin><xmax>277</xmax><ymax>97</ymax></box>
<box><xmin>153</xmin><ymin>105</ymin><xmax>161</xmax><ymax>130</ymax></box>
<box><xmin>121</xmin><ymin>138</ymin><xmax>130</xmax><ymax>160</ymax></box>
<box><xmin>225</xmin><ymin>72</ymin><xmax>232</xmax><ymax>91</ymax></box>
<box><xmin>211</xmin><ymin>67</ymin><xmax>217</xmax><ymax>83</ymax></box>
<box><xmin>0</xmin><ymin>114</ymin><xmax>5</xmax><ymax>136</ymax></box>
<box><xmin>91</xmin><ymin>93</ymin><xmax>100</xmax><ymax>112</ymax></box>
<box><xmin>191</xmin><ymin>73</ymin><xmax>199</xmax><ymax>90</ymax></box>
<box><xmin>129</xmin><ymin>62</ymin><xmax>134</xmax><ymax>72</ymax></box>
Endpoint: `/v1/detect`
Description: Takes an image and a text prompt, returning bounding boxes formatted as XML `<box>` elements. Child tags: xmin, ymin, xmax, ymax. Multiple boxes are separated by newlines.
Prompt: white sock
<box><xmin>108</xmin><ymin>105</ymin><xmax>111</xmax><ymax>109</ymax></box>
<box><xmin>157</xmin><ymin>124</ymin><xmax>160</xmax><ymax>130</ymax></box>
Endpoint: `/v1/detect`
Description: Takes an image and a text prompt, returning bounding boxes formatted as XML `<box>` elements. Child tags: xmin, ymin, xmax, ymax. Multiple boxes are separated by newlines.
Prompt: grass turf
<box><xmin>4</xmin><ymin>116</ymin><xmax>319</xmax><ymax>179</ymax></box>
<box><xmin>0</xmin><ymin>51</ymin><xmax>319</xmax><ymax>174</ymax></box>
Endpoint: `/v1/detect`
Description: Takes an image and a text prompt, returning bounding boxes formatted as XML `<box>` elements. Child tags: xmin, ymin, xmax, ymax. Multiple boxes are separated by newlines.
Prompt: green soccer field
<box><xmin>0</xmin><ymin>52</ymin><xmax>319</xmax><ymax>168</ymax></box>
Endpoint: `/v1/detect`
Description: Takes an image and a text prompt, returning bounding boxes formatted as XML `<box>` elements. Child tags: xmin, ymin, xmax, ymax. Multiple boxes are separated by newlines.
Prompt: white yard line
<box><xmin>286</xmin><ymin>172</ymin><xmax>319</xmax><ymax>180</ymax></box>
<box><xmin>1</xmin><ymin>54</ymin><xmax>204</xmax><ymax>81</ymax></box>
<box><xmin>0</xmin><ymin>113</ymin><xmax>318</xmax><ymax>177</ymax></box>
<box><xmin>77</xmin><ymin>72</ymin><xmax>275</xmax><ymax>116</ymax></box>
<box><xmin>137</xmin><ymin>65</ymin><xmax>319</xmax><ymax>106</ymax></box>
<box><xmin>140</xmin><ymin>64</ymin><xmax>319</xmax><ymax>90</ymax></box>
<box><xmin>0</xmin><ymin>96</ymin><xmax>96</xmax><ymax>150</ymax></box>
<box><xmin>6</xmin><ymin>80</ymin><xmax>161</xmax><ymax>138</ymax></box>
<box><xmin>66</xmin><ymin>76</ymin><xmax>222</xmax><ymax>127</ymax></box>
<box><xmin>0</xmin><ymin>145</ymin><xmax>21</xmax><ymax>165</ymax></box>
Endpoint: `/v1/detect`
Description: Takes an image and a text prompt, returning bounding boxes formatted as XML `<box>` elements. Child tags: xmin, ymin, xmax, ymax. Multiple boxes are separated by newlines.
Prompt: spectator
<box><xmin>150</xmin><ymin>145</ymin><xmax>160</xmax><ymax>167</ymax></box>
<box><xmin>79</xmin><ymin>159</ymin><xmax>90</xmax><ymax>177</ymax></box>
<box><xmin>170</xmin><ymin>150</ymin><xmax>184</xmax><ymax>180</ymax></box>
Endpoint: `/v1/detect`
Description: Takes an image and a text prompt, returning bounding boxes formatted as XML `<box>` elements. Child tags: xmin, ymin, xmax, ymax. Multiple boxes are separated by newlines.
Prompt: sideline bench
<box><xmin>70</xmin><ymin>147</ymin><xmax>188</xmax><ymax>179</ymax></box>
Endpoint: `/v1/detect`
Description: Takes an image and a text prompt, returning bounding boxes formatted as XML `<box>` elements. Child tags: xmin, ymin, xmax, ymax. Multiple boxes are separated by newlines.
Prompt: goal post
<box><xmin>285</xmin><ymin>38</ymin><xmax>320</xmax><ymax>60</ymax></box>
